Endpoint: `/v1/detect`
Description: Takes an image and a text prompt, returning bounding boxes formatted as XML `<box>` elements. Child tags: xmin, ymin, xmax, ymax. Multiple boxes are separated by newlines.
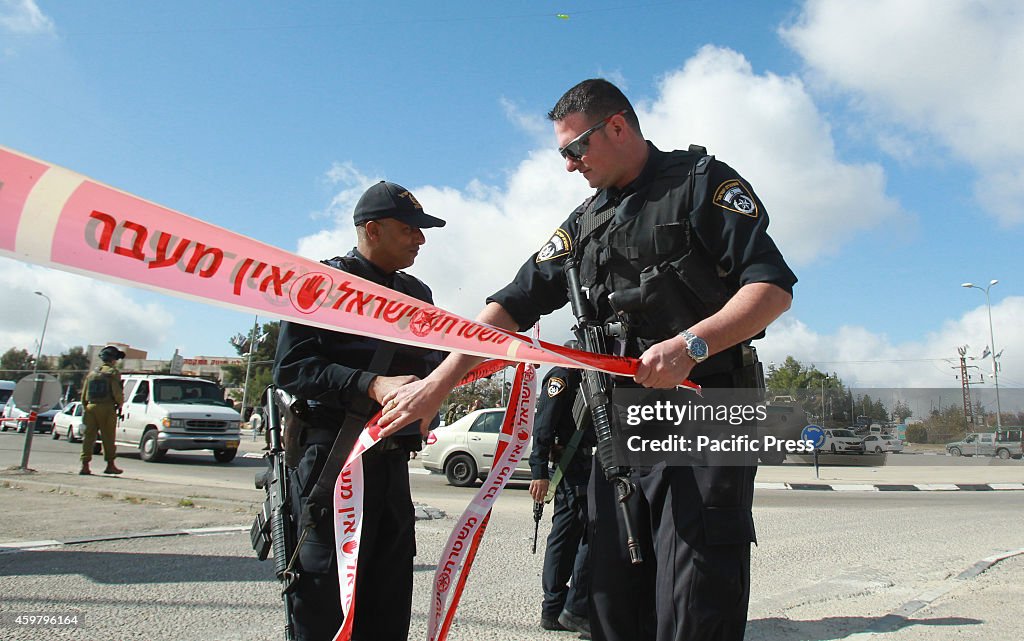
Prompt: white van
<box><xmin>118</xmin><ymin>374</ymin><xmax>242</xmax><ymax>462</ymax></box>
<box><xmin>0</xmin><ymin>380</ymin><xmax>16</xmax><ymax>413</ymax></box>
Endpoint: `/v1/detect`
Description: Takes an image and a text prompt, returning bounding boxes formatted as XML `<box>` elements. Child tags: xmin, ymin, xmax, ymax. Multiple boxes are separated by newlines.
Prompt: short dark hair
<box><xmin>547</xmin><ymin>78</ymin><xmax>641</xmax><ymax>134</ymax></box>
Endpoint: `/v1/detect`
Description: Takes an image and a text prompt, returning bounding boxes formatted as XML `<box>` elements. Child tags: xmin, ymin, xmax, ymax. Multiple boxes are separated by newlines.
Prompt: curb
<box><xmin>755</xmin><ymin>481</ymin><xmax>1024</xmax><ymax>492</ymax></box>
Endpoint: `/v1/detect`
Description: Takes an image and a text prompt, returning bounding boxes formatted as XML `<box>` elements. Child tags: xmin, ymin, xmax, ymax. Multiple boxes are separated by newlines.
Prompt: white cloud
<box><xmin>638</xmin><ymin>45</ymin><xmax>906</xmax><ymax>265</ymax></box>
<box><xmin>0</xmin><ymin>0</ymin><xmax>54</xmax><ymax>35</ymax></box>
<box><xmin>0</xmin><ymin>258</ymin><xmax>175</xmax><ymax>359</ymax></box>
<box><xmin>499</xmin><ymin>97</ymin><xmax>550</xmax><ymax>143</ymax></box>
<box><xmin>782</xmin><ymin>0</ymin><xmax>1024</xmax><ymax>225</ymax></box>
<box><xmin>758</xmin><ymin>296</ymin><xmax>1024</xmax><ymax>389</ymax></box>
<box><xmin>298</xmin><ymin>149</ymin><xmax>589</xmax><ymax>331</ymax></box>
<box><xmin>297</xmin><ymin>48</ymin><xmax>906</xmax><ymax>346</ymax></box>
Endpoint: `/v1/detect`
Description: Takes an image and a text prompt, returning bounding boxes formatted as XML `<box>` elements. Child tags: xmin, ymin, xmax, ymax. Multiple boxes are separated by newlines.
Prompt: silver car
<box><xmin>420</xmin><ymin>408</ymin><xmax>533</xmax><ymax>487</ymax></box>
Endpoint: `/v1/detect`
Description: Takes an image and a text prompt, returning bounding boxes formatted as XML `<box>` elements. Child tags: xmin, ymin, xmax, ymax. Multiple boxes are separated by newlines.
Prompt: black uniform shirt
<box><xmin>529</xmin><ymin>366</ymin><xmax>594</xmax><ymax>486</ymax></box>
<box><xmin>490</xmin><ymin>143</ymin><xmax>797</xmax><ymax>331</ymax></box>
<box><xmin>273</xmin><ymin>248</ymin><xmax>444</xmax><ymax>430</ymax></box>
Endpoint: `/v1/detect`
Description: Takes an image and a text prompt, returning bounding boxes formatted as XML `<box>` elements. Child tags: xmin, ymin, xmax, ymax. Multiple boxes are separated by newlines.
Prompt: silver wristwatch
<box><xmin>680</xmin><ymin>330</ymin><xmax>709</xmax><ymax>364</ymax></box>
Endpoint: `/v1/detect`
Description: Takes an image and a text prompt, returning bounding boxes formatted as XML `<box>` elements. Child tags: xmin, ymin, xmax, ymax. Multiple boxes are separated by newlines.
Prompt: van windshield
<box><xmin>154</xmin><ymin>380</ymin><xmax>229</xmax><ymax>406</ymax></box>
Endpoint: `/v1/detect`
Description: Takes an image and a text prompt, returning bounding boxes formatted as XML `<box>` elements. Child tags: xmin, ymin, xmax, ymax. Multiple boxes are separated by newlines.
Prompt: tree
<box><xmin>892</xmin><ymin>400</ymin><xmax>913</xmax><ymax>423</ymax></box>
<box><xmin>57</xmin><ymin>346</ymin><xmax>90</xmax><ymax>401</ymax></box>
<box><xmin>222</xmin><ymin>321</ymin><xmax>280</xmax><ymax>412</ymax></box>
<box><xmin>917</xmin><ymin>403</ymin><xmax>967</xmax><ymax>443</ymax></box>
<box><xmin>1</xmin><ymin>348</ymin><xmax>35</xmax><ymax>380</ymax></box>
<box><xmin>905</xmin><ymin>423</ymin><xmax>928</xmax><ymax>444</ymax></box>
<box><xmin>765</xmin><ymin>357</ymin><xmax>848</xmax><ymax>427</ymax></box>
<box><xmin>442</xmin><ymin>374</ymin><xmax>508</xmax><ymax>423</ymax></box>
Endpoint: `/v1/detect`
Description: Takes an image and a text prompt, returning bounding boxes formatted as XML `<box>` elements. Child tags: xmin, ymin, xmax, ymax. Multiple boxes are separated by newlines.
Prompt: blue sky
<box><xmin>1</xmin><ymin>0</ymin><xmax>1021</xmax><ymax>389</ymax></box>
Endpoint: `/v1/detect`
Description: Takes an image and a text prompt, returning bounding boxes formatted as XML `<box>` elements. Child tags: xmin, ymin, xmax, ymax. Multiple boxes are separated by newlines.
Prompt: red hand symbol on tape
<box><xmin>290</xmin><ymin>272</ymin><xmax>333</xmax><ymax>314</ymax></box>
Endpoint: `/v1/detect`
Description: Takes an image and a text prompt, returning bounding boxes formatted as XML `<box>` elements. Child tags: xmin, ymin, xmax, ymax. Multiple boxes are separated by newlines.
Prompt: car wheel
<box><xmin>949</xmin><ymin>447</ymin><xmax>962</xmax><ymax>457</ymax></box>
<box><xmin>444</xmin><ymin>453</ymin><xmax>478</xmax><ymax>487</ymax></box>
<box><xmin>213</xmin><ymin>448</ymin><xmax>237</xmax><ymax>463</ymax></box>
<box><xmin>996</xmin><ymin>448</ymin><xmax>1010</xmax><ymax>460</ymax></box>
<box><xmin>52</xmin><ymin>428</ymin><xmax>60</xmax><ymax>440</ymax></box>
<box><xmin>874</xmin><ymin>446</ymin><xmax>882</xmax><ymax>454</ymax></box>
<box><xmin>68</xmin><ymin>426</ymin><xmax>78</xmax><ymax>443</ymax></box>
<box><xmin>139</xmin><ymin>429</ymin><xmax>167</xmax><ymax>462</ymax></box>
<box><xmin>830</xmin><ymin>443</ymin><xmax>837</xmax><ymax>453</ymax></box>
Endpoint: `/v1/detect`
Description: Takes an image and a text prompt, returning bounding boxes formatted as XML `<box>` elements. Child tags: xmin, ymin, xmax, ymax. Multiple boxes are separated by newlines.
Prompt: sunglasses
<box><xmin>558</xmin><ymin>109</ymin><xmax>627</xmax><ymax>161</ymax></box>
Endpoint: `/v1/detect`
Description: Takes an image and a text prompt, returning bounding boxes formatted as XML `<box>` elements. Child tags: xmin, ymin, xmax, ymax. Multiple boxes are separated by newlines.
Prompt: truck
<box><xmin>946</xmin><ymin>431</ymin><xmax>1024</xmax><ymax>460</ymax></box>
<box><xmin>757</xmin><ymin>396</ymin><xmax>809</xmax><ymax>465</ymax></box>
<box><xmin>117</xmin><ymin>374</ymin><xmax>242</xmax><ymax>463</ymax></box>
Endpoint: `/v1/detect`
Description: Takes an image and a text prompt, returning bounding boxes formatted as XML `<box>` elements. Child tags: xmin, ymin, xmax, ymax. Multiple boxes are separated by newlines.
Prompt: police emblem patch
<box><xmin>712</xmin><ymin>179</ymin><xmax>758</xmax><ymax>217</ymax></box>
<box><xmin>536</xmin><ymin>228</ymin><xmax>572</xmax><ymax>263</ymax></box>
<box><xmin>547</xmin><ymin>377</ymin><xmax>566</xmax><ymax>397</ymax></box>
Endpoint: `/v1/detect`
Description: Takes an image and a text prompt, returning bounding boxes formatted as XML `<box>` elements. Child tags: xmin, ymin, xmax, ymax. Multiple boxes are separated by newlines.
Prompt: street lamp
<box><xmin>241</xmin><ymin>316</ymin><xmax>267</xmax><ymax>423</ymax></box>
<box><xmin>961</xmin><ymin>280</ymin><xmax>1002</xmax><ymax>428</ymax></box>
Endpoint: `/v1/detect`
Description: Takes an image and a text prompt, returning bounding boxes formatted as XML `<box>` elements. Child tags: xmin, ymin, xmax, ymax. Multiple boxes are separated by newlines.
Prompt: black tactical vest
<box><xmin>576</xmin><ymin>149</ymin><xmax>734</xmax><ymax>360</ymax></box>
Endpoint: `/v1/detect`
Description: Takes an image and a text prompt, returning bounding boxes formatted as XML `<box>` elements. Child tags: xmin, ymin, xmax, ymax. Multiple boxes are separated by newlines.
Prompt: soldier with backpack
<box><xmin>80</xmin><ymin>345</ymin><xmax>126</xmax><ymax>475</ymax></box>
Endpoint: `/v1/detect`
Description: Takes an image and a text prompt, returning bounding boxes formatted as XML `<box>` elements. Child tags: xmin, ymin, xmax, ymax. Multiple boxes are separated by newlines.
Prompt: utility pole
<box><xmin>956</xmin><ymin>346</ymin><xmax>973</xmax><ymax>429</ymax></box>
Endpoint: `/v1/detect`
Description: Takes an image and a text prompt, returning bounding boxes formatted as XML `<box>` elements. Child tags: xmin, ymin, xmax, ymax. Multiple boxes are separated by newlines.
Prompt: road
<box><xmin>1</xmin><ymin>430</ymin><xmax>1023</xmax><ymax>640</ymax></box>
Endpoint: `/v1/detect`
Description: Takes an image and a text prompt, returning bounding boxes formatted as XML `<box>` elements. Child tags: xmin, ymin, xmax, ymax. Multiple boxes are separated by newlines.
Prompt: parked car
<box><xmin>1</xmin><ymin>397</ymin><xmax>58</xmax><ymax>433</ymax></box>
<box><xmin>862</xmin><ymin>434</ymin><xmax>904</xmax><ymax>454</ymax></box>
<box><xmin>53</xmin><ymin>401</ymin><xmax>87</xmax><ymax>442</ymax></box>
<box><xmin>419</xmin><ymin>408</ymin><xmax>532</xmax><ymax>487</ymax></box>
<box><xmin>948</xmin><ymin>431</ymin><xmax>1023</xmax><ymax>459</ymax></box>
<box><xmin>821</xmin><ymin>428</ymin><xmax>865</xmax><ymax>454</ymax></box>
<box><xmin>117</xmin><ymin>374</ymin><xmax>242</xmax><ymax>463</ymax></box>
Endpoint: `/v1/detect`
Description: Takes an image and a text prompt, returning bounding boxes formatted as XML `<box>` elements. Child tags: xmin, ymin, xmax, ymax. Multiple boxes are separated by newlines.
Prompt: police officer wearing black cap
<box><xmin>380</xmin><ymin>79</ymin><xmax>797</xmax><ymax>641</ymax></box>
<box><xmin>529</xmin><ymin>363</ymin><xmax>594</xmax><ymax>638</ymax></box>
<box><xmin>273</xmin><ymin>180</ymin><xmax>446</xmax><ymax>641</ymax></box>
<box><xmin>80</xmin><ymin>345</ymin><xmax>125</xmax><ymax>475</ymax></box>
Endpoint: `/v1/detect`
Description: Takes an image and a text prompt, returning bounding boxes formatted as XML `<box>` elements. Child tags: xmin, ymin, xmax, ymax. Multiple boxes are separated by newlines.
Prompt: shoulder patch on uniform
<box><xmin>546</xmin><ymin>377</ymin><xmax>566</xmax><ymax>397</ymax></box>
<box><xmin>536</xmin><ymin>228</ymin><xmax>572</xmax><ymax>263</ymax></box>
<box><xmin>713</xmin><ymin>179</ymin><xmax>758</xmax><ymax>218</ymax></box>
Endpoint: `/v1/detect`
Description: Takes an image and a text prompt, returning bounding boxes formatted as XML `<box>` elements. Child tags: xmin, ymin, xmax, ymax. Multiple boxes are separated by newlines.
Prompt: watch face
<box><xmin>688</xmin><ymin>337</ymin><xmax>708</xmax><ymax>360</ymax></box>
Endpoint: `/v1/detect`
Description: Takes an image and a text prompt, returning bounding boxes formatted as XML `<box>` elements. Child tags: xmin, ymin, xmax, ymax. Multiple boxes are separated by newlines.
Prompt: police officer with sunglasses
<box><xmin>381</xmin><ymin>78</ymin><xmax>796</xmax><ymax>641</ymax></box>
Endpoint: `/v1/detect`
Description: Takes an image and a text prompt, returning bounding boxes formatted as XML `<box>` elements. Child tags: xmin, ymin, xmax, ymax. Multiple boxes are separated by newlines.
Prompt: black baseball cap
<box><xmin>352</xmin><ymin>181</ymin><xmax>446</xmax><ymax>228</ymax></box>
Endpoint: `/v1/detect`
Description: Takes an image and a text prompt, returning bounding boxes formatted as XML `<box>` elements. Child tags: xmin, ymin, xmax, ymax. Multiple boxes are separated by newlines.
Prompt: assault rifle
<box><xmin>563</xmin><ymin>258</ymin><xmax>643</xmax><ymax>565</ymax></box>
<box><xmin>250</xmin><ymin>385</ymin><xmax>297</xmax><ymax>641</ymax></box>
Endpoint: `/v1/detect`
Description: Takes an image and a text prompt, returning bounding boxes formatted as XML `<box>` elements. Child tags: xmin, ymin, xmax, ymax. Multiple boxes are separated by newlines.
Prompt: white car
<box><xmin>1</xmin><ymin>396</ymin><xmax>57</xmax><ymax>433</ymax></box>
<box><xmin>419</xmin><ymin>408</ymin><xmax>533</xmax><ymax>487</ymax></box>
<box><xmin>53</xmin><ymin>401</ymin><xmax>87</xmax><ymax>442</ymax></box>
<box><xmin>862</xmin><ymin>434</ymin><xmax>903</xmax><ymax>454</ymax></box>
<box><xmin>821</xmin><ymin>428</ymin><xmax>865</xmax><ymax>454</ymax></box>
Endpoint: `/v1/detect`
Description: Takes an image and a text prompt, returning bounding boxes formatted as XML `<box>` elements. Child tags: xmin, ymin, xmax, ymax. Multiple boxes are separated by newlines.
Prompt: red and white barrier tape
<box><xmin>330</xmin><ymin>359</ymin><xmax>519</xmax><ymax>641</ymax></box>
<box><xmin>0</xmin><ymin>145</ymin><xmax>698</xmax><ymax>391</ymax></box>
<box><xmin>429</xmin><ymin>362</ymin><xmax>537</xmax><ymax>641</ymax></box>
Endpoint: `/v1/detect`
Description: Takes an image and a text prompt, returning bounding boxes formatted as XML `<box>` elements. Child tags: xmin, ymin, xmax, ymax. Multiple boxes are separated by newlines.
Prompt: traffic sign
<box><xmin>801</xmin><ymin>424</ymin><xmax>826</xmax><ymax>449</ymax></box>
<box><xmin>13</xmin><ymin>373</ymin><xmax>61</xmax><ymax>413</ymax></box>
